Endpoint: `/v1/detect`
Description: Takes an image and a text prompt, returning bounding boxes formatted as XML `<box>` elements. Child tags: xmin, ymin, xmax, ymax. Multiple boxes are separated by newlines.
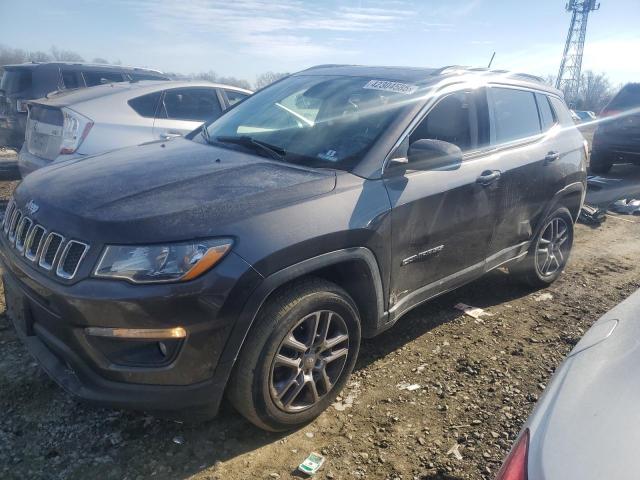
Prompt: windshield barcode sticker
<box><xmin>363</xmin><ymin>80</ymin><xmax>418</xmax><ymax>95</ymax></box>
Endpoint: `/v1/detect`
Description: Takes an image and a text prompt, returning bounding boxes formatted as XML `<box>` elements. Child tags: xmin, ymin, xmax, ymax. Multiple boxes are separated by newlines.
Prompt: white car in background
<box><xmin>496</xmin><ymin>288</ymin><xmax>640</xmax><ymax>480</ymax></box>
<box><xmin>18</xmin><ymin>80</ymin><xmax>251</xmax><ymax>176</ymax></box>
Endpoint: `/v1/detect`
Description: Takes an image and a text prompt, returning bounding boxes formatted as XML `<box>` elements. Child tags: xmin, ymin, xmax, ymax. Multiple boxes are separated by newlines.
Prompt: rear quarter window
<box><xmin>0</xmin><ymin>69</ymin><xmax>33</xmax><ymax>94</ymax></box>
<box><xmin>548</xmin><ymin>96</ymin><xmax>575</xmax><ymax>127</ymax></box>
<box><xmin>535</xmin><ymin>93</ymin><xmax>556</xmax><ymax>131</ymax></box>
<box><xmin>224</xmin><ymin>89</ymin><xmax>249</xmax><ymax>106</ymax></box>
<box><xmin>128</xmin><ymin>92</ymin><xmax>162</xmax><ymax>118</ymax></box>
<box><xmin>491</xmin><ymin>87</ymin><xmax>541</xmax><ymax>143</ymax></box>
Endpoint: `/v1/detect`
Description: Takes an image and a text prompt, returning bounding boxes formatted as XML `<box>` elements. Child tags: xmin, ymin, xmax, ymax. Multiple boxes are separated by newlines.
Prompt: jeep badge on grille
<box><xmin>25</xmin><ymin>200</ymin><xmax>39</xmax><ymax>215</ymax></box>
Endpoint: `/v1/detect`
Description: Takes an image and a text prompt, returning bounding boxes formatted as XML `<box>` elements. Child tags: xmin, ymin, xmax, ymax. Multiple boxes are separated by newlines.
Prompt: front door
<box><xmin>384</xmin><ymin>88</ymin><xmax>502</xmax><ymax>317</ymax></box>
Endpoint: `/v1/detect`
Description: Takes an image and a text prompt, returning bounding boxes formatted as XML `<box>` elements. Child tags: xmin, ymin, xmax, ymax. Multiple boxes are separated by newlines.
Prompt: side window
<box><xmin>83</xmin><ymin>71</ymin><xmax>125</xmax><ymax>87</ymax></box>
<box><xmin>491</xmin><ymin>88</ymin><xmax>541</xmax><ymax>143</ymax></box>
<box><xmin>61</xmin><ymin>71</ymin><xmax>80</xmax><ymax>89</ymax></box>
<box><xmin>129</xmin><ymin>73</ymin><xmax>164</xmax><ymax>81</ymax></box>
<box><xmin>548</xmin><ymin>96</ymin><xmax>576</xmax><ymax>127</ymax></box>
<box><xmin>128</xmin><ymin>92</ymin><xmax>162</xmax><ymax>118</ymax></box>
<box><xmin>409</xmin><ymin>91</ymin><xmax>478</xmax><ymax>153</ymax></box>
<box><xmin>161</xmin><ymin>88</ymin><xmax>223</xmax><ymax>122</ymax></box>
<box><xmin>535</xmin><ymin>93</ymin><xmax>556</xmax><ymax>131</ymax></box>
<box><xmin>224</xmin><ymin>89</ymin><xmax>249</xmax><ymax>106</ymax></box>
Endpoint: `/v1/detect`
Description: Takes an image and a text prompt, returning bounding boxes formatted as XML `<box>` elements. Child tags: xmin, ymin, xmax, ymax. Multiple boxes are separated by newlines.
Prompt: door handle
<box><xmin>545</xmin><ymin>151</ymin><xmax>560</xmax><ymax>163</ymax></box>
<box><xmin>160</xmin><ymin>132</ymin><xmax>182</xmax><ymax>139</ymax></box>
<box><xmin>476</xmin><ymin>170</ymin><xmax>501</xmax><ymax>186</ymax></box>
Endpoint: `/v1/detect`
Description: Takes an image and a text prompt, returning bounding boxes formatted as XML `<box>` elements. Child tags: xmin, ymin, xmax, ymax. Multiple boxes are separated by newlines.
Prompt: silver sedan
<box><xmin>18</xmin><ymin>80</ymin><xmax>251</xmax><ymax>176</ymax></box>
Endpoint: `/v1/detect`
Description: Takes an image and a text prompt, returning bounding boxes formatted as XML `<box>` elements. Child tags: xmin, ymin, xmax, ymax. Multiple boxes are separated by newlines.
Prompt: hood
<box><xmin>15</xmin><ymin>138</ymin><xmax>336</xmax><ymax>243</ymax></box>
<box><xmin>526</xmin><ymin>288</ymin><xmax>640</xmax><ymax>480</ymax></box>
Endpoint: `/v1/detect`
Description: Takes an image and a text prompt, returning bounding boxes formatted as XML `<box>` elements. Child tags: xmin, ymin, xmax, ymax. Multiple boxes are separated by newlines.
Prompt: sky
<box><xmin>1</xmin><ymin>0</ymin><xmax>639</xmax><ymax>85</ymax></box>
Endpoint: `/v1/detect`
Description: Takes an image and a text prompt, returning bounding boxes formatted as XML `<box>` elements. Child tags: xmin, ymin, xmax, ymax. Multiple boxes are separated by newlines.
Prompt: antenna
<box><xmin>556</xmin><ymin>0</ymin><xmax>600</xmax><ymax>101</ymax></box>
<box><xmin>487</xmin><ymin>52</ymin><xmax>496</xmax><ymax>69</ymax></box>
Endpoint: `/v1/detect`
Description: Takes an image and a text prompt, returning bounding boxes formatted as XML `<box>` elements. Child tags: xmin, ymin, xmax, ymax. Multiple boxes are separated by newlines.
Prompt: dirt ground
<box><xmin>1</xmin><ymin>181</ymin><xmax>640</xmax><ymax>480</ymax></box>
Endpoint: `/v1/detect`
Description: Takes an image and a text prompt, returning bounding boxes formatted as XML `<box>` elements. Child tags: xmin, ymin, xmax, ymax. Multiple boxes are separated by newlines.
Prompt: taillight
<box><xmin>60</xmin><ymin>108</ymin><xmax>93</xmax><ymax>154</ymax></box>
<box><xmin>495</xmin><ymin>429</ymin><xmax>529</xmax><ymax>480</ymax></box>
<box><xmin>16</xmin><ymin>99</ymin><xmax>29</xmax><ymax>113</ymax></box>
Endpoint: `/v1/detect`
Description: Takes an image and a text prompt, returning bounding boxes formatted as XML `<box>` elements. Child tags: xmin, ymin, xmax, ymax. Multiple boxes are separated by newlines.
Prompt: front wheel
<box><xmin>226</xmin><ymin>278</ymin><xmax>361</xmax><ymax>431</ymax></box>
<box><xmin>511</xmin><ymin>207</ymin><xmax>574</xmax><ymax>288</ymax></box>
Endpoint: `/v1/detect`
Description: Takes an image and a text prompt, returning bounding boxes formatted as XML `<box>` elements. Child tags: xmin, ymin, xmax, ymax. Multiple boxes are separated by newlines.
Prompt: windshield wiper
<box><xmin>215</xmin><ymin>135</ymin><xmax>286</xmax><ymax>161</ymax></box>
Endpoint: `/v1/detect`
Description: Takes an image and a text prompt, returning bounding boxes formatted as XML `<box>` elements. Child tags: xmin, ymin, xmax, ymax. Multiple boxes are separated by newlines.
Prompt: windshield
<box><xmin>204</xmin><ymin>74</ymin><xmax>420</xmax><ymax>170</ymax></box>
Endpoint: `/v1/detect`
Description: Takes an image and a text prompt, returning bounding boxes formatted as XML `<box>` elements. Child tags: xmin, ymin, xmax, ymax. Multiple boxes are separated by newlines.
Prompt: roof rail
<box><xmin>432</xmin><ymin>65</ymin><xmax>547</xmax><ymax>85</ymax></box>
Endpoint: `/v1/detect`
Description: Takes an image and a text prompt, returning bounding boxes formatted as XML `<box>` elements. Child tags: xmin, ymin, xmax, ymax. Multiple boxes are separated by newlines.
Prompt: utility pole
<box><xmin>556</xmin><ymin>0</ymin><xmax>600</xmax><ymax>103</ymax></box>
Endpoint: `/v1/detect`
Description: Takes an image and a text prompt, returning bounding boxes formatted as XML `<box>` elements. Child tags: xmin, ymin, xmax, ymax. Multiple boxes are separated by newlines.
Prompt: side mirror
<box><xmin>407</xmin><ymin>139</ymin><xmax>463</xmax><ymax>171</ymax></box>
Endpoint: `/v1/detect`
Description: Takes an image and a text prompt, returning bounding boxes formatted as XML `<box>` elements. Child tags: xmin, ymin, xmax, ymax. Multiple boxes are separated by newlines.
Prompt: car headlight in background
<box><xmin>94</xmin><ymin>238</ymin><xmax>233</xmax><ymax>283</ymax></box>
<box><xmin>60</xmin><ymin>107</ymin><xmax>93</xmax><ymax>154</ymax></box>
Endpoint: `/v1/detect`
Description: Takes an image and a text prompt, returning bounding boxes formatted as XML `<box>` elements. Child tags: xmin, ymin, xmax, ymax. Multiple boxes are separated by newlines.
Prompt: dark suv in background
<box><xmin>591</xmin><ymin>83</ymin><xmax>640</xmax><ymax>173</ymax></box>
<box><xmin>0</xmin><ymin>62</ymin><xmax>169</xmax><ymax>149</ymax></box>
<box><xmin>0</xmin><ymin>65</ymin><xmax>587</xmax><ymax>431</ymax></box>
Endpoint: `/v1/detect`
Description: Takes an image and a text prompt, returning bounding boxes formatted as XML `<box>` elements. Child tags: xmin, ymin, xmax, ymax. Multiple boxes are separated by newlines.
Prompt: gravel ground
<box><xmin>1</xmin><ymin>181</ymin><xmax>639</xmax><ymax>480</ymax></box>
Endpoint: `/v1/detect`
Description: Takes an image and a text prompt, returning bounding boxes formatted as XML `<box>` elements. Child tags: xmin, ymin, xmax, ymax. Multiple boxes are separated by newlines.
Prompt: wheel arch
<box><xmin>213</xmin><ymin>247</ymin><xmax>388</xmax><ymax>392</ymax></box>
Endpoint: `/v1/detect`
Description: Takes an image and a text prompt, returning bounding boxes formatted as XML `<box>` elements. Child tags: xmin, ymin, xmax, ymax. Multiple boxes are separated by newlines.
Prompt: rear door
<box><xmin>484</xmin><ymin>86</ymin><xmax>557</xmax><ymax>269</ymax></box>
<box><xmin>152</xmin><ymin>87</ymin><xmax>224</xmax><ymax>139</ymax></box>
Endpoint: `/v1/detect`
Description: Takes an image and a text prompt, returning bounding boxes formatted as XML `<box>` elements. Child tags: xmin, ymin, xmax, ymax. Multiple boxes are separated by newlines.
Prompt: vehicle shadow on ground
<box><xmin>357</xmin><ymin>268</ymin><xmax>534</xmax><ymax>371</ymax></box>
<box><xmin>2</xmin><ymin>268</ymin><xmax>533</xmax><ymax>479</ymax></box>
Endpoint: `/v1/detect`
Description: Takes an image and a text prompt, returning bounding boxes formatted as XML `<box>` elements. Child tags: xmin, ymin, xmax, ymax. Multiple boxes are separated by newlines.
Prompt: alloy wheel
<box><xmin>535</xmin><ymin>217</ymin><xmax>570</xmax><ymax>277</ymax></box>
<box><xmin>269</xmin><ymin>310</ymin><xmax>350</xmax><ymax>413</ymax></box>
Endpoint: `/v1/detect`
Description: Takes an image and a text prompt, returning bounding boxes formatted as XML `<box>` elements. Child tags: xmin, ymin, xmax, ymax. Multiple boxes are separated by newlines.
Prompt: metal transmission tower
<box><xmin>556</xmin><ymin>0</ymin><xmax>600</xmax><ymax>103</ymax></box>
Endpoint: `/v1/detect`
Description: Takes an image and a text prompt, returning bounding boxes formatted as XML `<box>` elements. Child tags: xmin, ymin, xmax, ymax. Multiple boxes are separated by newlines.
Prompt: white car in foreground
<box><xmin>18</xmin><ymin>80</ymin><xmax>251</xmax><ymax>176</ymax></box>
<box><xmin>496</xmin><ymin>288</ymin><xmax>640</xmax><ymax>480</ymax></box>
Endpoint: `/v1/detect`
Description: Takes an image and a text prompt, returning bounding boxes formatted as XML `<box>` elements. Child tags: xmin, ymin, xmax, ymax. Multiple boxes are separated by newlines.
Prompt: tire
<box><xmin>511</xmin><ymin>207</ymin><xmax>574</xmax><ymax>288</ymax></box>
<box><xmin>226</xmin><ymin>278</ymin><xmax>361</xmax><ymax>431</ymax></box>
<box><xmin>589</xmin><ymin>151</ymin><xmax>613</xmax><ymax>174</ymax></box>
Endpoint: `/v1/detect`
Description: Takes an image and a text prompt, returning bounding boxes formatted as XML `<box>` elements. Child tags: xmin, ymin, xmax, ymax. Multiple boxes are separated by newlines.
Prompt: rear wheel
<box><xmin>511</xmin><ymin>207</ymin><xmax>574</xmax><ymax>288</ymax></box>
<box><xmin>226</xmin><ymin>278</ymin><xmax>361</xmax><ymax>431</ymax></box>
<box><xmin>589</xmin><ymin>150</ymin><xmax>613</xmax><ymax>174</ymax></box>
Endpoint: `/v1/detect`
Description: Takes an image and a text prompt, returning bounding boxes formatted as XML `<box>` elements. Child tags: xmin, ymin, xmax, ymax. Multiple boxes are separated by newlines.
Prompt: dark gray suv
<box><xmin>0</xmin><ymin>62</ymin><xmax>169</xmax><ymax>149</ymax></box>
<box><xmin>0</xmin><ymin>65</ymin><xmax>587</xmax><ymax>431</ymax></box>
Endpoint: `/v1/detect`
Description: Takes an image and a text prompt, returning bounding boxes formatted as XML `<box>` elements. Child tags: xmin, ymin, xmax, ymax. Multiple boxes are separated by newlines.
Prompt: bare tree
<box><xmin>92</xmin><ymin>57</ymin><xmax>109</xmax><ymax>64</ymax></box>
<box><xmin>193</xmin><ymin>70</ymin><xmax>251</xmax><ymax>90</ymax></box>
<box><xmin>255</xmin><ymin>71</ymin><xmax>289</xmax><ymax>89</ymax></box>
<box><xmin>50</xmin><ymin>46</ymin><xmax>84</xmax><ymax>62</ymax></box>
<box><xmin>574</xmin><ymin>71</ymin><xmax>615</xmax><ymax>112</ymax></box>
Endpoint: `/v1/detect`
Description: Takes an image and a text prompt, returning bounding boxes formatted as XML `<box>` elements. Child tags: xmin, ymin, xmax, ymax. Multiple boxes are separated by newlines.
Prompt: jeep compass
<box><xmin>0</xmin><ymin>65</ymin><xmax>587</xmax><ymax>431</ymax></box>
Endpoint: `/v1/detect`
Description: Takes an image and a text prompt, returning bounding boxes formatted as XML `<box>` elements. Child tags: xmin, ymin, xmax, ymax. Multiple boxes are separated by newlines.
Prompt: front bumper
<box><xmin>0</xmin><ymin>245</ymin><xmax>262</xmax><ymax>415</ymax></box>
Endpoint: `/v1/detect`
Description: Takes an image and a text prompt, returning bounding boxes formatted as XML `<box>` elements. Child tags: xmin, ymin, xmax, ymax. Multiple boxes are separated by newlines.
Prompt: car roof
<box><xmin>31</xmin><ymin>80</ymin><xmax>252</xmax><ymax>108</ymax></box>
<box><xmin>2</xmin><ymin>62</ymin><xmax>165</xmax><ymax>75</ymax></box>
<box><xmin>294</xmin><ymin>64</ymin><xmax>562</xmax><ymax>96</ymax></box>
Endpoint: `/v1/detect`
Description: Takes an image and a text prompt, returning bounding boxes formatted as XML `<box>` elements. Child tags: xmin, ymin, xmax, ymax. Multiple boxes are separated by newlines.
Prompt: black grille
<box><xmin>3</xmin><ymin>201</ymin><xmax>15</xmax><ymax>232</ymax></box>
<box><xmin>43</xmin><ymin>234</ymin><xmax>63</xmax><ymax>267</ymax></box>
<box><xmin>59</xmin><ymin>242</ymin><xmax>87</xmax><ymax>277</ymax></box>
<box><xmin>2</xmin><ymin>198</ymin><xmax>90</xmax><ymax>279</ymax></box>
<box><xmin>16</xmin><ymin>218</ymin><xmax>32</xmax><ymax>251</ymax></box>
<box><xmin>26</xmin><ymin>225</ymin><xmax>45</xmax><ymax>260</ymax></box>
<box><xmin>9</xmin><ymin>211</ymin><xmax>22</xmax><ymax>240</ymax></box>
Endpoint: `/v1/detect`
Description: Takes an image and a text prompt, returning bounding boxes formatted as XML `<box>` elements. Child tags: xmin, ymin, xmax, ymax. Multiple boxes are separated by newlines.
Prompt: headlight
<box><xmin>60</xmin><ymin>107</ymin><xmax>93</xmax><ymax>154</ymax></box>
<box><xmin>94</xmin><ymin>238</ymin><xmax>233</xmax><ymax>283</ymax></box>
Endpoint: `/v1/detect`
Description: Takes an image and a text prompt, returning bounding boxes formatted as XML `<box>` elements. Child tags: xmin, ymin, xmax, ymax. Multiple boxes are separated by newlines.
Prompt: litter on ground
<box><xmin>454</xmin><ymin>303</ymin><xmax>493</xmax><ymax>320</ymax></box>
<box><xmin>298</xmin><ymin>452</ymin><xmax>325</xmax><ymax>476</ymax></box>
<box><xmin>447</xmin><ymin>443</ymin><xmax>464</xmax><ymax>460</ymax></box>
<box><xmin>534</xmin><ymin>292</ymin><xmax>554</xmax><ymax>302</ymax></box>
